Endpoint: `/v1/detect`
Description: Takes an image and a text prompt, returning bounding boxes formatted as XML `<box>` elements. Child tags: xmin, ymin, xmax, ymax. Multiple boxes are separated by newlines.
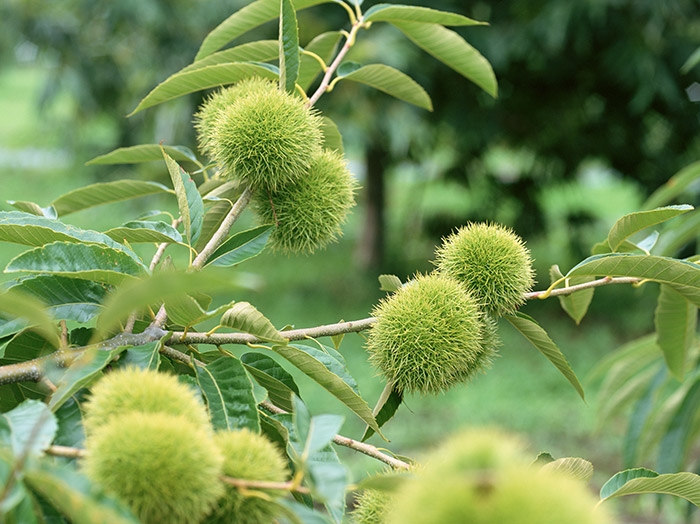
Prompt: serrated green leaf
<box><xmin>0</xmin><ymin>400</ymin><xmax>58</xmax><ymax>458</ymax></box>
<box><xmin>241</xmin><ymin>352</ymin><xmax>299</xmax><ymax>412</ymax></box>
<box><xmin>607</xmin><ymin>205</ymin><xmax>693</xmax><ymax>252</ymax></box>
<box><xmin>567</xmin><ymin>254</ymin><xmax>700</xmax><ymax>307</ymax></box>
<box><xmin>655</xmin><ymin>285</ymin><xmax>696</xmax><ymax>380</ymax></box>
<box><xmin>6</xmin><ymin>242</ymin><xmax>147</xmax><ymax>286</ymax></box>
<box><xmin>338</xmin><ymin>64</ymin><xmax>432</xmax><ymax>110</ymax></box>
<box><xmin>195</xmin><ymin>0</ymin><xmax>332</xmax><ymax>60</ymax></box>
<box><xmin>195</xmin><ymin>356</ymin><xmax>260</xmax><ymax>432</ymax></box>
<box><xmin>644</xmin><ymin>160</ymin><xmax>700</xmax><ymax>210</ymax></box>
<box><xmin>390</xmin><ymin>21</ymin><xmax>497</xmax><ymax>98</ymax></box>
<box><xmin>220</xmin><ymin>302</ymin><xmax>287</xmax><ymax>344</ymax></box>
<box><xmin>273</xmin><ymin>344</ymin><xmax>383</xmax><ymax>436</ymax></box>
<box><xmin>279</xmin><ymin>0</ymin><xmax>300</xmax><ymax>93</ymax></box>
<box><xmin>549</xmin><ymin>266</ymin><xmax>594</xmax><ymax>325</ymax></box>
<box><xmin>505</xmin><ymin>312</ymin><xmax>584</xmax><ymax>400</ymax></box>
<box><xmin>105</xmin><ymin>221</ymin><xmax>183</xmax><ymax>245</ymax></box>
<box><xmin>541</xmin><ymin>457</ymin><xmax>594</xmax><ymax>482</ymax></box>
<box><xmin>362</xmin><ymin>383</ymin><xmax>402</xmax><ymax>441</ymax></box>
<box><xmin>6</xmin><ymin>275</ymin><xmax>108</xmax><ymax>323</ymax></box>
<box><xmin>117</xmin><ymin>340</ymin><xmax>162</xmax><ymax>371</ymax></box>
<box><xmin>131</xmin><ymin>63</ymin><xmax>279</xmax><ymax>115</ymax></box>
<box><xmin>164</xmin><ymin>295</ymin><xmax>233</xmax><ymax>329</ymax></box>
<box><xmin>600</xmin><ymin>469</ymin><xmax>700</xmax><ymax>507</ymax></box>
<box><xmin>85</xmin><ymin>145</ymin><xmax>198</xmax><ymax>166</ymax></box>
<box><xmin>657</xmin><ymin>377</ymin><xmax>700</xmax><ymax>474</ymax></box>
<box><xmin>25</xmin><ymin>460</ymin><xmax>140</xmax><ymax>524</ymax></box>
<box><xmin>162</xmin><ymin>149</ymin><xmax>204</xmax><ymax>247</ymax></box>
<box><xmin>206</xmin><ymin>225</ymin><xmax>272</xmax><ymax>267</ymax></box>
<box><xmin>50</xmin><ymin>180</ymin><xmax>171</xmax><ymax>217</ymax></box>
<box><xmin>320</xmin><ymin>116</ymin><xmax>344</xmax><ymax>155</ymax></box>
<box><xmin>195</xmin><ymin>201</ymin><xmax>233</xmax><ymax>252</ymax></box>
<box><xmin>378</xmin><ymin>274</ymin><xmax>402</xmax><ymax>292</ymax></box>
<box><xmin>364</xmin><ymin>4</ymin><xmax>487</xmax><ymax>26</ymax></box>
<box><xmin>5</xmin><ymin>200</ymin><xmax>56</xmax><ymax>218</ymax></box>
<box><xmin>298</xmin><ymin>31</ymin><xmax>342</xmax><ymax>90</ymax></box>
<box><xmin>181</xmin><ymin>41</ymin><xmax>279</xmax><ymax>74</ymax></box>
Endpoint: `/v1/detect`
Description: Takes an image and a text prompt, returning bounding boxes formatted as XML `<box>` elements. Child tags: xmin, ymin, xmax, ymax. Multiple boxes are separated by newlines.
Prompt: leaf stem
<box><xmin>525</xmin><ymin>276</ymin><xmax>641</xmax><ymax>300</ymax></box>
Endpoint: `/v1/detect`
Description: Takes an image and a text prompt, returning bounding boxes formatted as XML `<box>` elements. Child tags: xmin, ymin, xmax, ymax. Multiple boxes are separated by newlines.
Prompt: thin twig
<box><xmin>46</xmin><ymin>445</ymin><xmax>85</xmax><ymax>459</ymax></box>
<box><xmin>220</xmin><ymin>475</ymin><xmax>311</xmax><ymax>495</ymax></box>
<box><xmin>525</xmin><ymin>276</ymin><xmax>641</xmax><ymax>300</ymax></box>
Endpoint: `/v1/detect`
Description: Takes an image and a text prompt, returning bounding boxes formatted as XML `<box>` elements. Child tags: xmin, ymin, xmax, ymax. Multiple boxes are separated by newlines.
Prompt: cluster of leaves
<box><xmin>2</xmin><ymin>0</ymin><xmax>700</xmax><ymax>522</ymax></box>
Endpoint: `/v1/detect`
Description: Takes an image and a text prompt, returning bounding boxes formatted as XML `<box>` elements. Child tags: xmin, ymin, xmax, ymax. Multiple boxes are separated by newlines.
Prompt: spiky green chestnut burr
<box><xmin>201</xmin><ymin>77</ymin><xmax>323</xmax><ymax>191</ymax></box>
<box><xmin>435</xmin><ymin>222</ymin><xmax>535</xmax><ymax>316</ymax></box>
<box><xmin>83</xmin><ymin>412</ymin><xmax>224</xmax><ymax>524</ymax></box>
<box><xmin>205</xmin><ymin>428</ymin><xmax>289</xmax><ymax>524</ymax></box>
<box><xmin>252</xmin><ymin>149</ymin><xmax>358</xmax><ymax>254</ymax></box>
<box><xmin>82</xmin><ymin>367</ymin><xmax>210</xmax><ymax>436</ymax></box>
<box><xmin>366</xmin><ymin>273</ymin><xmax>490</xmax><ymax>395</ymax></box>
<box><xmin>352</xmin><ymin>489</ymin><xmax>393</xmax><ymax>524</ymax></box>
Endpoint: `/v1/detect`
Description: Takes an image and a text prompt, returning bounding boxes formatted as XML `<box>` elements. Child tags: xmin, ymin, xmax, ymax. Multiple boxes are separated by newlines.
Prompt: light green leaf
<box><xmin>541</xmin><ymin>457</ymin><xmax>594</xmax><ymax>482</ymax></box>
<box><xmin>195</xmin><ymin>201</ymin><xmax>233</xmax><ymax>252</ymax></box>
<box><xmin>6</xmin><ymin>242</ymin><xmax>147</xmax><ymax>285</ymax></box>
<box><xmin>85</xmin><ymin>145</ymin><xmax>198</xmax><ymax>166</ymax></box>
<box><xmin>206</xmin><ymin>225</ymin><xmax>272</xmax><ymax>267</ymax></box>
<box><xmin>364</xmin><ymin>4</ymin><xmax>487</xmax><ymax>26</ymax></box>
<box><xmin>657</xmin><ymin>377</ymin><xmax>700</xmax><ymax>474</ymax></box>
<box><xmin>655</xmin><ymin>285</ymin><xmax>696</xmax><ymax>380</ymax></box>
<box><xmin>51</xmin><ymin>180</ymin><xmax>171</xmax><ymax>217</ymax></box>
<box><xmin>5</xmin><ymin>200</ymin><xmax>56</xmax><ymax>218</ymax></box>
<box><xmin>48</xmin><ymin>345</ymin><xmax>130</xmax><ymax>411</ymax></box>
<box><xmin>320</xmin><ymin>116</ymin><xmax>344</xmax><ymax>155</ymax></box>
<box><xmin>338</xmin><ymin>64</ymin><xmax>432</xmax><ymax>111</ymax></box>
<box><xmin>279</xmin><ymin>0</ymin><xmax>300</xmax><ymax>93</ymax></box>
<box><xmin>0</xmin><ymin>289</ymin><xmax>60</xmax><ymax>348</ymax></box>
<box><xmin>241</xmin><ymin>352</ymin><xmax>300</xmax><ymax>412</ymax></box>
<box><xmin>195</xmin><ymin>0</ymin><xmax>332</xmax><ymax>60</ymax></box>
<box><xmin>118</xmin><ymin>340</ymin><xmax>163</xmax><ymax>371</ymax></box>
<box><xmin>105</xmin><ymin>221</ymin><xmax>183</xmax><ymax>245</ymax></box>
<box><xmin>567</xmin><ymin>254</ymin><xmax>700</xmax><ymax>307</ymax></box>
<box><xmin>164</xmin><ymin>296</ymin><xmax>233</xmax><ymax>329</ymax></box>
<box><xmin>25</xmin><ymin>460</ymin><xmax>140</xmax><ymax>524</ymax></box>
<box><xmin>6</xmin><ymin>275</ymin><xmax>107</xmax><ymax>323</ymax></box>
<box><xmin>644</xmin><ymin>160</ymin><xmax>700</xmax><ymax>210</ymax></box>
<box><xmin>275</xmin><ymin>499</ymin><xmax>332</xmax><ymax>524</ymax></box>
<box><xmin>549</xmin><ymin>265</ymin><xmax>594</xmax><ymax>325</ymax></box>
<box><xmin>600</xmin><ymin>469</ymin><xmax>700</xmax><ymax>507</ymax></box>
<box><xmin>273</xmin><ymin>344</ymin><xmax>383</xmax><ymax>436</ymax></box>
<box><xmin>378</xmin><ymin>274</ymin><xmax>403</xmax><ymax>292</ymax></box>
<box><xmin>298</xmin><ymin>31</ymin><xmax>342</xmax><ymax>90</ymax></box>
<box><xmin>131</xmin><ymin>63</ymin><xmax>278</xmax><ymax>115</ymax></box>
<box><xmin>181</xmin><ymin>41</ymin><xmax>279</xmax><ymax>74</ymax></box>
<box><xmin>220</xmin><ymin>302</ymin><xmax>288</xmax><ymax>344</ymax></box>
<box><xmin>162</xmin><ymin>148</ymin><xmax>204</xmax><ymax>246</ymax></box>
<box><xmin>505</xmin><ymin>312</ymin><xmax>584</xmax><ymax>400</ymax></box>
<box><xmin>195</xmin><ymin>356</ymin><xmax>260</xmax><ymax>432</ymax></box>
<box><xmin>390</xmin><ymin>21</ymin><xmax>497</xmax><ymax>98</ymax></box>
<box><xmin>607</xmin><ymin>205</ymin><xmax>693</xmax><ymax>252</ymax></box>
<box><xmin>681</xmin><ymin>46</ymin><xmax>700</xmax><ymax>74</ymax></box>
<box><xmin>0</xmin><ymin>400</ymin><xmax>57</xmax><ymax>457</ymax></box>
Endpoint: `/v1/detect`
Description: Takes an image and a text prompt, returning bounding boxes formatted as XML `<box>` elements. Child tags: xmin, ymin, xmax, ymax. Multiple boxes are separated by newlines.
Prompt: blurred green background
<box><xmin>2</xmin><ymin>1</ymin><xmax>700</xmax><ymax>521</ymax></box>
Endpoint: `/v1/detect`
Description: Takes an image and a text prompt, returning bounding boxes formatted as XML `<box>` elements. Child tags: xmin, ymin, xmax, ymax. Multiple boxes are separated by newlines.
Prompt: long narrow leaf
<box><xmin>607</xmin><ymin>205</ymin><xmax>693</xmax><ymax>252</ymax></box>
<box><xmin>105</xmin><ymin>221</ymin><xmax>183</xmax><ymax>245</ymax></box>
<box><xmin>644</xmin><ymin>160</ymin><xmax>700</xmax><ymax>210</ymax></box>
<box><xmin>179</xmin><ymin>41</ymin><xmax>279</xmax><ymax>75</ymax></box>
<box><xmin>505</xmin><ymin>312</ymin><xmax>584</xmax><ymax>400</ymax></box>
<box><xmin>338</xmin><ymin>64</ymin><xmax>432</xmax><ymax>110</ymax></box>
<box><xmin>220</xmin><ymin>302</ymin><xmax>288</xmax><ymax>344</ymax></box>
<box><xmin>206</xmin><ymin>225</ymin><xmax>272</xmax><ymax>267</ymax></box>
<box><xmin>364</xmin><ymin>4</ymin><xmax>487</xmax><ymax>26</ymax></box>
<box><xmin>655</xmin><ymin>285</ymin><xmax>697</xmax><ymax>380</ymax></box>
<box><xmin>657</xmin><ymin>377</ymin><xmax>700</xmax><ymax>473</ymax></box>
<box><xmin>85</xmin><ymin>145</ymin><xmax>198</xmax><ymax>166</ymax></box>
<box><xmin>241</xmin><ymin>352</ymin><xmax>299</xmax><ymax>412</ymax></box>
<box><xmin>298</xmin><ymin>31</ymin><xmax>342</xmax><ymax>91</ymax></box>
<box><xmin>279</xmin><ymin>0</ymin><xmax>300</xmax><ymax>93</ymax></box>
<box><xmin>600</xmin><ymin>469</ymin><xmax>700</xmax><ymax>507</ymax></box>
<box><xmin>362</xmin><ymin>383</ymin><xmax>402</xmax><ymax>442</ymax></box>
<box><xmin>162</xmin><ymin>148</ymin><xmax>203</xmax><ymax>246</ymax></box>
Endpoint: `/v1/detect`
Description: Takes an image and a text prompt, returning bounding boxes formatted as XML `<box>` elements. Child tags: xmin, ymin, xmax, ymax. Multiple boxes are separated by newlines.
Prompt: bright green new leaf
<box><xmin>607</xmin><ymin>205</ymin><xmax>693</xmax><ymax>252</ymax></box>
<box><xmin>378</xmin><ymin>274</ymin><xmax>403</xmax><ymax>292</ymax></box>
<box><xmin>195</xmin><ymin>0</ymin><xmax>332</xmax><ymax>60</ymax></box>
<box><xmin>85</xmin><ymin>145</ymin><xmax>198</xmax><ymax>166</ymax></box>
<box><xmin>600</xmin><ymin>468</ymin><xmax>700</xmax><ymax>507</ymax></box>
<box><xmin>0</xmin><ymin>289</ymin><xmax>60</xmax><ymax>348</ymax></box>
<box><xmin>178</xmin><ymin>41</ymin><xmax>279</xmax><ymax>75</ymax></box>
<box><xmin>195</xmin><ymin>356</ymin><xmax>260</xmax><ymax>432</ymax></box>
<box><xmin>298</xmin><ymin>31</ymin><xmax>342</xmax><ymax>90</ymax></box>
<box><xmin>131</xmin><ymin>63</ymin><xmax>278</xmax><ymax>115</ymax></box>
<box><xmin>320</xmin><ymin>116</ymin><xmax>344</xmax><ymax>155</ymax></box>
<box><xmin>220</xmin><ymin>302</ymin><xmax>288</xmax><ymax>344</ymax></box>
<box><xmin>654</xmin><ymin>285</ymin><xmax>696</xmax><ymax>380</ymax></box>
<box><xmin>541</xmin><ymin>457</ymin><xmax>594</xmax><ymax>482</ymax></box>
<box><xmin>364</xmin><ymin>4</ymin><xmax>487</xmax><ymax>26</ymax></box>
<box><xmin>241</xmin><ymin>352</ymin><xmax>299</xmax><ymax>412</ymax></box>
<box><xmin>50</xmin><ymin>180</ymin><xmax>172</xmax><ymax>217</ymax></box>
<box><xmin>105</xmin><ymin>221</ymin><xmax>183</xmax><ymax>245</ymax></box>
<box><xmin>549</xmin><ymin>265</ymin><xmax>594</xmax><ymax>325</ymax></box>
<box><xmin>337</xmin><ymin>63</ymin><xmax>432</xmax><ymax>111</ymax></box>
<box><xmin>162</xmin><ymin>148</ymin><xmax>203</xmax><ymax>246</ymax></box>
<box><xmin>206</xmin><ymin>225</ymin><xmax>272</xmax><ymax>267</ymax></box>
<box><xmin>391</xmin><ymin>21</ymin><xmax>497</xmax><ymax>98</ymax></box>
<box><xmin>644</xmin><ymin>160</ymin><xmax>700</xmax><ymax>210</ymax></box>
<box><xmin>505</xmin><ymin>312</ymin><xmax>585</xmax><ymax>400</ymax></box>
<box><xmin>567</xmin><ymin>254</ymin><xmax>700</xmax><ymax>307</ymax></box>
<box><xmin>279</xmin><ymin>0</ymin><xmax>300</xmax><ymax>93</ymax></box>
<box><xmin>273</xmin><ymin>344</ymin><xmax>384</xmax><ymax>437</ymax></box>
<box><xmin>25</xmin><ymin>460</ymin><xmax>140</xmax><ymax>524</ymax></box>
<box><xmin>6</xmin><ymin>242</ymin><xmax>147</xmax><ymax>286</ymax></box>
<box><xmin>0</xmin><ymin>400</ymin><xmax>57</xmax><ymax>458</ymax></box>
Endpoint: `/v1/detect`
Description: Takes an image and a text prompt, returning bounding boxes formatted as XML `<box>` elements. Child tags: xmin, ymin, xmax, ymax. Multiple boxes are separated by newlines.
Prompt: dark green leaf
<box><xmin>6</xmin><ymin>242</ymin><xmax>147</xmax><ymax>285</ymax></box>
<box><xmin>53</xmin><ymin>397</ymin><xmax>86</xmax><ymax>449</ymax></box>
<box><xmin>279</xmin><ymin>0</ymin><xmax>300</xmax><ymax>93</ymax></box>
<box><xmin>85</xmin><ymin>145</ymin><xmax>198</xmax><ymax>166</ymax></box>
<box><xmin>105</xmin><ymin>221</ymin><xmax>183</xmax><ymax>245</ymax></box>
<box><xmin>390</xmin><ymin>21</ymin><xmax>497</xmax><ymax>98</ymax></box>
<box><xmin>362</xmin><ymin>383</ymin><xmax>402</xmax><ymax>441</ymax></box>
<box><xmin>607</xmin><ymin>205</ymin><xmax>693</xmax><ymax>252</ymax></box>
<box><xmin>164</xmin><ymin>295</ymin><xmax>233</xmax><ymax>329</ymax></box>
<box><xmin>162</xmin><ymin>149</ymin><xmax>204</xmax><ymax>246</ymax></box>
<box><xmin>195</xmin><ymin>356</ymin><xmax>260</xmax><ymax>432</ymax></box>
<box><xmin>118</xmin><ymin>340</ymin><xmax>163</xmax><ymax>371</ymax></box>
<box><xmin>337</xmin><ymin>63</ymin><xmax>432</xmax><ymax>110</ymax></box>
<box><xmin>657</xmin><ymin>376</ymin><xmax>700</xmax><ymax>473</ymax></box>
<box><xmin>206</xmin><ymin>225</ymin><xmax>272</xmax><ymax>267</ymax></box>
<box><xmin>0</xmin><ymin>289</ymin><xmax>60</xmax><ymax>347</ymax></box>
<box><xmin>623</xmin><ymin>366</ymin><xmax>666</xmax><ymax>467</ymax></box>
<box><xmin>241</xmin><ymin>352</ymin><xmax>299</xmax><ymax>412</ymax></box>
<box><xmin>549</xmin><ymin>265</ymin><xmax>594</xmax><ymax>325</ymax></box>
<box><xmin>0</xmin><ymin>400</ymin><xmax>57</xmax><ymax>458</ymax></box>
<box><xmin>220</xmin><ymin>302</ymin><xmax>288</xmax><ymax>344</ymax></box>
<box><xmin>504</xmin><ymin>313</ymin><xmax>584</xmax><ymax>400</ymax></box>
<box><xmin>600</xmin><ymin>468</ymin><xmax>700</xmax><ymax>507</ymax></box>
<box><xmin>364</xmin><ymin>4</ymin><xmax>487</xmax><ymax>26</ymax></box>
<box><xmin>655</xmin><ymin>285</ymin><xmax>696</xmax><ymax>380</ymax></box>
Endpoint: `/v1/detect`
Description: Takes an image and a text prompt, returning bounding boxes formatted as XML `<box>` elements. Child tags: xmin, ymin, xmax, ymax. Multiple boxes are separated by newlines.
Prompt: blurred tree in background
<box><xmin>3</xmin><ymin>0</ymin><xmax>699</xmax><ymax>272</ymax></box>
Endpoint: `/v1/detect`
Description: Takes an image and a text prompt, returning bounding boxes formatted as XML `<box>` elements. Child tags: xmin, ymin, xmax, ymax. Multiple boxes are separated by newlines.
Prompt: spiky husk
<box><xmin>352</xmin><ymin>489</ymin><xmax>393</xmax><ymax>524</ymax></box>
<box><xmin>205</xmin><ymin>428</ymin><xmax>289</xmax><ymax>524</ymax></box>
<box><xmin>252</xmin><ymin>149</ymin><xmax>358</xmax><ymax>254</ymax></box>
<box><xmin>366</xmin><ymin>273</ymin><xmax>490</xmax><ymax>395</ymax></box>
<box><xmin>435</xmin><ymin>222</ymin><xmax>535</xmax><ymax>316</ymax></box>
<box><xmin>82</xmin><ymin>367</ymin><xmax>210</xmax><ymax>436</ymax></box>
<box><xmin>386</xmin><ymin>429</ymin><xmax>614</xmax><ymax>524</ymax></box>
<box><xmin>83</xmin><ymin>412</ymin><xmax>224</xmax><ymax>524</ymax></box>
<box><xmin>203</xmin><ymin>77</ymin><xmax>323</xmax><ymax>191</ymax></box>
